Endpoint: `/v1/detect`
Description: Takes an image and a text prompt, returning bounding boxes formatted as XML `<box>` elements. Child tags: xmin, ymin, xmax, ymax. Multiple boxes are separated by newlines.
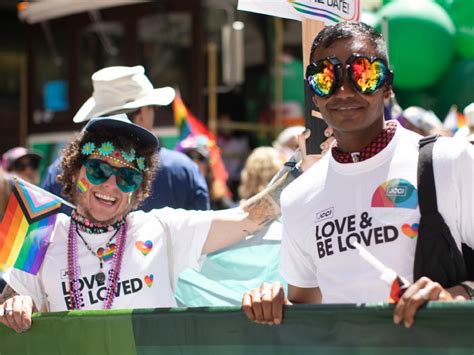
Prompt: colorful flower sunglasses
<box><xmin>83</xmin><ymin>159</ymin><xmax>143</xmax><ymax>193</ymax></box>
<box><xmin>306</xmin><ymin>53</ymin><xmax>393</xmax><ymax>97</ymax></box>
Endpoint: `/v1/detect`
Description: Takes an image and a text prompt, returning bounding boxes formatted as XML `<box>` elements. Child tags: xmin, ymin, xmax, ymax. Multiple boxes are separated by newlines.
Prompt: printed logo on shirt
<box><xmin>401</xmin><ymin>223</ymin><xmax>419</xmax><ymax>239</ymax></box>
<box><xmin>371</xmin><ymin>179</ymin><xmax>417</xmax><ymax>209</ymax></box>
<box><xmin>135</xmin><ymin>240</ymin><xmax>153</xmax><ymax>256</ymax></box>
<box><xmin>60</xmin><ymin>267</ymin><xmax>81</xmax><ymax>279</ymax></box>
<box><xmin>314</xmin><ymin>211</ymin><xmax>401</xmax><ymax>259</ymax></box>
<box><xmin>144</xmin><ymin>274</ymin><xmax>154</xmax><ymax>287</ymax></box>
<box><xmin>315</xmin><ymin>207</ymin><xmax>334</xmax><ymax>222</ymax></box>
<box><xmin>61</xmin><ymin>274</ymin><xmax>144</xmax><ymax>309</ymax></box>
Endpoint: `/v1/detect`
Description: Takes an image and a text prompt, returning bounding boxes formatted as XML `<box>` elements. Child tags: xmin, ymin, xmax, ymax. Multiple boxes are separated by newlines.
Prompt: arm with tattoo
<box><xmin>241</xmin><ymin>168</ymin><xmax>300</xmax><ymax>229</ymax></box>
<box><xmin>203</xmin><ymin>168</ymin><xmax>301</xmax><ymax>254</ymax></box>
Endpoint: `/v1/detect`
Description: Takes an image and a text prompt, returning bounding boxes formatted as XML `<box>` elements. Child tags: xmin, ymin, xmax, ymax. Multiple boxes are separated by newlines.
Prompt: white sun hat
<box><xmin>464</xmin><ymin>103</ymin><xmax>474</xmax><ymax>126</ymax></box>
<box><xmin>73</xmin><ymin>65</ymin><xmax>176</xmax><ymax>123</ymax></box>
<box><xmin>402</xmin><ymin>106</ymin><xmax>442</xmax><ymax>134</ymax></box>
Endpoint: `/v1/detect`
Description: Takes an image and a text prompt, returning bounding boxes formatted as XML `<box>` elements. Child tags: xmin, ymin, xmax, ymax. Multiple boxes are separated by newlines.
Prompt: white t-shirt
<box><xmin>280</xmin><ymin>122</ymin><xmax>474</xmax><ymax>303</ymax></box>
<box><xmin>4</xmin><ymin>208</ymin><xmax>213</xmax><ymax>311</ymax></box>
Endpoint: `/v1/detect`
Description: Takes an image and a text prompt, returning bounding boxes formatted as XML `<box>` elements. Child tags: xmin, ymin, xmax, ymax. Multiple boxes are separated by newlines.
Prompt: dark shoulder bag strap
<box><xmin>415</xmin><ymin>135</ymin><xmax>468</xmax><ymax>286</ymax></box>
<box><xmin>417</xmin><ymin>135</ymin><xmax>439</xmax><ymax>215</ymax></box>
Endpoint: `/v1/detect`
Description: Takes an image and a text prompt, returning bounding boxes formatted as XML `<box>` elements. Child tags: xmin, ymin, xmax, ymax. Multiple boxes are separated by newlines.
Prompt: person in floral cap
<box><xmin>0</xmin><ymin>114</ymin><xmax>307</xmax><ymax>333</ymax></box>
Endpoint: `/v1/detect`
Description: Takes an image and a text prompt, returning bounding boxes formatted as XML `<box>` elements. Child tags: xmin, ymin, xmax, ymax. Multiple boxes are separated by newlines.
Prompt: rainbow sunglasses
<box><xmin>83</xmin><ymin>159</ymin><xmax>143</xmax><ymax>193</ymax></box>
<box><xmin>306</xmin><ymin>53</ymin><xmax>393</xmax><ymax>97</ymax></box>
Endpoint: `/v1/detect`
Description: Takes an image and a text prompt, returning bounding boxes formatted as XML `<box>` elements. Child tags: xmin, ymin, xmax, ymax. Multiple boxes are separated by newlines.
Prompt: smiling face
<box><xmin>75</xmin><ymin>156</ymin><xmax>135</xmax><ymax>224</ymax></box>
<box><xmin>312</xmin><ymin>37</ymin><xmax>391</xmax><ymax>150</ymax></box>
<box><xmin>59</xmin><ymin>127</ymin><xmax>158</xmax><ymax>220</ymax></box>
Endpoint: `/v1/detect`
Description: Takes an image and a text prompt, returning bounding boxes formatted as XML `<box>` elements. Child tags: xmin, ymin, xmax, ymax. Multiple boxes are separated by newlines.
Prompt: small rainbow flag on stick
<box><xmin>0</xmin><ymin>177</ymin><xmax>72</xmax><ymax>274</ymax></box>
<box><xmin>443</xmin><ymin>104</ymin><xmax>466</xmax><ymax>132</ymax></box>
<box><xmin>173</xmin><ymin>93</ymin><xmax>229</xmax><ymax>184</ymax></box>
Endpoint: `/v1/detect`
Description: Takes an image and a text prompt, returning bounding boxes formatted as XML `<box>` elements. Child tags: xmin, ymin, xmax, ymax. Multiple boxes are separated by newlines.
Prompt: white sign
<box><xmin>238</xmin><ymin>0</ymin><xmax>360</xmax><ymax>25</ymax></box>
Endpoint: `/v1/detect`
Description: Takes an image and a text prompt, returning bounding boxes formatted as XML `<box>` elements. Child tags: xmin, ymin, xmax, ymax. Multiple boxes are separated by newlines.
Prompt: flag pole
<box><xmin>302</xmin><ymin>18</ymin><xmax>326</xmax><ymax>154</ymax></box>
<box><xmin>12</xmin><ymin>176</ymin><xmax>76</xmax><ymax>209</ymax></box>
<box><xmin>207</xmin><ymin>42</ymin><xmax>218</xmax><ymax>136</ymax></box>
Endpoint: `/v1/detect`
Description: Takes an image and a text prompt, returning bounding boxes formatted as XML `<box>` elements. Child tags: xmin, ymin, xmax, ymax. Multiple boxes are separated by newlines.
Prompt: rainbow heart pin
<box><xmin>144</xmin><ymin>274</ymin><xmax>154</xmax><ymax>288</ymax></box>
<box><xmin>401</xmin><ymin>223</ymin><xmax>419</xmax><ymax>239</ymax></box>
<box><xmin>135</xmin><ymin>240</ymin><xmax>153</xmax><ymax>256</ymax></box>
<box><xmin>97</xmin><ymin>244</ymin><xmax>116</xmax><ymax>262</ymax></box>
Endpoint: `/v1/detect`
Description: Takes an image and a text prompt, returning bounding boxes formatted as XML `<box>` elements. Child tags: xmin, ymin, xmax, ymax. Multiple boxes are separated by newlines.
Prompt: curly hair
<box><xmin>58</xmin><ymin>129</ymin><xmax>158</xmax><ymax>208</ymax></box>
<box><xmin>238</xmin><ymin>147</ymin><xmax>283</xmax><ymax>201</ymax></box>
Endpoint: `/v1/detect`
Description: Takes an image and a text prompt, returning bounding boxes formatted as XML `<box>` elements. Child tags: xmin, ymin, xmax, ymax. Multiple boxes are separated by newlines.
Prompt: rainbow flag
<box><xmin>0</xmin><ymin>178</ymin><xmax>64</xmax><ymax>274</ymax></box>
<box><xmin>443</xmin><ymin>104</ymin><xmax>466</xmax><ymax>132</ymax></box>
<box><xmin>173</xmin><ymin>94</ymin><xmax>229</xmax><ymax>183</ymax></box>
<box><xmin>456</xmin><ymin>111</ymin><xmax>466</xmax><ymax>130</ymax></box>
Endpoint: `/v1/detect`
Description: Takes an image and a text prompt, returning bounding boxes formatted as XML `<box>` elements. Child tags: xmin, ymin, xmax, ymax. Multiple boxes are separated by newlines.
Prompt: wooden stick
<box><xmin>301</xmin><ymin>19</ymin><xmax>324</xmax><ymax>70</ymax></box>
<box><xmin>302</xmin><ymin>18</ymin><xmax>326</xmax><ymax>154</ymax></box>
<box><xmin>207</xmin><ymin>42</ymin><xmax>218</xmax><ymax>136</ymax></box>
<box><xmin>12</xmin><ymin>175</ymin><xmax>76</xmax><ymax>209</ymax></box>
<box><xmin>274</xmin><ymin>17</ymin><xmax>284</xmax><ymax>139</ymax></box>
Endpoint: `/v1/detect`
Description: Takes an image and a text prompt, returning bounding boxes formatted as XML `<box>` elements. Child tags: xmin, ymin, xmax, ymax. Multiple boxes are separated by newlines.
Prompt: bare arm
<box><xmin>288</xmin><ymin>284</ymin><xmax>322</xmax><ymax>304</ymax></box>
<box><xmin>203</xmin><ymin>128</ymin><xmax>333</xmax><ymax>254</ymax></box>
<box><xmin>202</xmin><ymin>169</ymin><xmax>296</xmax><ymax>254</ymax></box>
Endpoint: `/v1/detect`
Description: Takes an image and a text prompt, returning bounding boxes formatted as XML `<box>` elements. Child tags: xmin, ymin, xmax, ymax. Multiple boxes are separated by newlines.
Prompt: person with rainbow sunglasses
<box><xmin>243</xmin><ymin>22</ymin><xmax>474</xmax><ymax>328</ymax></box>
<box><xmin>0</xmin><ymin>114</ymin><xmax>306</xmax><ymax>333</ymax></box>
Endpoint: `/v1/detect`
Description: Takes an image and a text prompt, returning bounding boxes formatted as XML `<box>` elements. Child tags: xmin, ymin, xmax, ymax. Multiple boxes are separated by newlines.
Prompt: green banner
<box><xmin>1</xmin><ymin>303</ymin><xmax>474</xmax><ymax>355</ymax></box>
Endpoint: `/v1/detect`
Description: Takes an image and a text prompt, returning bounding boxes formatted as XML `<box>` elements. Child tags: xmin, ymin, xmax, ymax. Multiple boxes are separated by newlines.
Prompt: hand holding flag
<box><xmin>353</xmin><ymin>241</ymin><xmax>410</xmax><ymax>304</ymax></box>
<box><xmin>0</xmin><ymin>176</ymin><xmax>72</xmax><ymax>274</ymax></box>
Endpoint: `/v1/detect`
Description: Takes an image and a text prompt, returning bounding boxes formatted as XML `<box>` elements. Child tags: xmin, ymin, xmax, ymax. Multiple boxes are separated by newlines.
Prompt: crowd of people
<box><xmin>0</xmin><ymin>21</ymin><xmax>473</xmax><ymax>335</ymax></box>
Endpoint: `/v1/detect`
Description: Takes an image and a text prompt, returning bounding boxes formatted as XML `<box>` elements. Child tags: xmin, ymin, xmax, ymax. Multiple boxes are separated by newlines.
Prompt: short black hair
<box><xmin>309</xmin><ymin>22</ymin><xmax>388</xmax><ymax>63</ymax></box>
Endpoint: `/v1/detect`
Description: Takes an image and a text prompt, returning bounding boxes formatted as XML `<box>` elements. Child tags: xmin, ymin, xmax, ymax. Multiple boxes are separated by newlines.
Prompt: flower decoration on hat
<box><xmin>82</xmin><ymin>142</ymin><xmax>96</xmax><ymax>156</ymax></box>
<box><xmin>98</xmin><ymin>142</ymin><xmax>114</xmax><ymax>156</ymax></box>
<box><xmin>136</xmin><ymin>157</ymin><xmax>145</xmax><ymax>171</ymax></box>
<box><xmin>81</xmin><ymin>141</ymin><xmax>146</xmax><ymax>172</ymax></box>
<box><xmin>121</xmin><ymin>148</ymin><xmax>136</xmax><ymax>162</ymax></box>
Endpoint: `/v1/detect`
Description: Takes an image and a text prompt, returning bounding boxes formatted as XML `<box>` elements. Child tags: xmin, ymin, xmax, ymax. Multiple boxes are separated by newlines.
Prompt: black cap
<box><xmin>82</xmin><ymin>114</ymin><xmax>159</xmax><ymax>150</ymax></box>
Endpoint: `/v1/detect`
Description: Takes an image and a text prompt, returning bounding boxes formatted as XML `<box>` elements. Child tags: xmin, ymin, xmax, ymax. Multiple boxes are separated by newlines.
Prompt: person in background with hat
<box><xmin>272</xmin><ymin>126</ymin><xmax>305</xmax><ymax>161</ymax></box>
<box><xmin>397</xmin><ymin>106</ymin><xmax>448</xmax><ymax>137</ymax></box>
<box><xmin>0</xmin><ymin>114</ymin><xmax>304</xmax><ymax>333</ymax></box>
<box><xmin>42</xmin><ymin>65</ymin><xmax>210</xmax><ymax>212</ymax></box>
<box><xmin>2</xmin><ymin>147</ymin><xmax>42</xmax><ymax>185</ymax></box>
<box><xmin>177</xmin><ymin>135</ymin><xmax>234</xmax><ymax>210</ymax></box>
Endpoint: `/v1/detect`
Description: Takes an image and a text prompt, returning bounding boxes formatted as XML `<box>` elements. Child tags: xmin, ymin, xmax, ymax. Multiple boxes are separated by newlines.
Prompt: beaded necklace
<box><xmin>67</xmin><ymin>218</ymin><xmax>128</xmax><ymax>310</ymax></box>
<box><xmin>76</xmin><ymin>227</ymin><xmax>119</xmax><ymax>283</ymax></box>
<box><xmin>71</xmin><ymin>210</ymin><xmax>126</xmax><ymax>234</ymax></box>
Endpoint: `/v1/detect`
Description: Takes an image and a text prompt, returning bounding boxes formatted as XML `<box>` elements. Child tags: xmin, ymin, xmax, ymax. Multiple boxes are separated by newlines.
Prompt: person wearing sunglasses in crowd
<box><xmin>243</xmin><ymin>22</ymin><xmax>474</xmax><ymax>328</ymax></box>
<box><xmin>0</xmin><ymin>114</ymin><xmax>306</xmax><ymax>333</ymax></box>
<box><xmin>2</xmin><ymin>147</ymin><xmax>42</xmax><ymax>185</ymax></box>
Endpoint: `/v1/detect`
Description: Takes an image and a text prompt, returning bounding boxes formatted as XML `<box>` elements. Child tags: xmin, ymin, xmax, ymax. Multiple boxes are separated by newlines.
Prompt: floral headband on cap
<box><xmin>81</xmin><ymin>141</ymin><xmax>146</xmax><ymax>171</ymax></box>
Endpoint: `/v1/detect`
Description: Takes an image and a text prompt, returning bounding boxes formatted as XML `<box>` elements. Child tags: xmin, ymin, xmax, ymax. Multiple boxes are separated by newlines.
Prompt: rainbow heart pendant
<box><xmin>97</xmin><ymin>243</ymin><xmax>116</xmax><ymax>262</ymax></box>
